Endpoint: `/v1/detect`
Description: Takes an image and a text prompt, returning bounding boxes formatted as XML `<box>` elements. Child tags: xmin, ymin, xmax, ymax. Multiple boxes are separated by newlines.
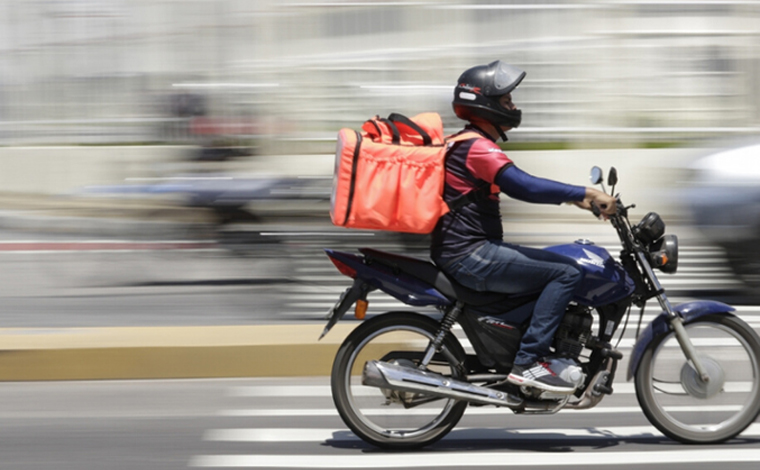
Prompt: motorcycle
<box><xmin>319</xmin><ymin>166</ymin><xmax>760</xmax><ymax>449</ymax></box>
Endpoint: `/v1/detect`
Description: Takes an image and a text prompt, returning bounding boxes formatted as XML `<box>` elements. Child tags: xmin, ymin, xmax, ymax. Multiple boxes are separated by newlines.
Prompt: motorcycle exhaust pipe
<box><xmin>362</xmin><ymin>360</ymin><xmax>522</xmax><ymax>408</ymax></box>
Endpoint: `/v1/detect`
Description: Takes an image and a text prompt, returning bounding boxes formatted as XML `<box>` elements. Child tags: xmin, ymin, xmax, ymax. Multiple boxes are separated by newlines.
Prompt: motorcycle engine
<box><xmin>553</xmin><ymin>304</ymin><xmax>593</xmax><ymax>358</ymax></box>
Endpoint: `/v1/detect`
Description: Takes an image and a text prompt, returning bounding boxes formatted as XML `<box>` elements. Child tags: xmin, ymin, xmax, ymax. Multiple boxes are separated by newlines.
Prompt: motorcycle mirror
<box><xmin>590</xmin><ymin>166</ymin><xmax>604</xmax><ymax>185</ymax></box>
<box><xmin>608</xmin><ymin>167</ymin><xmax>618</xmax><ymax>187</ymax></box>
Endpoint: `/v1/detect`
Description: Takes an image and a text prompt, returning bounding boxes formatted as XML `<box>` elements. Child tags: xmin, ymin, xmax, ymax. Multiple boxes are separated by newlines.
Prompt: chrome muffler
<box><xmin>362</xmin><ymin>360</ymin><xmax>522</xmax><ymax>407</ymax></box>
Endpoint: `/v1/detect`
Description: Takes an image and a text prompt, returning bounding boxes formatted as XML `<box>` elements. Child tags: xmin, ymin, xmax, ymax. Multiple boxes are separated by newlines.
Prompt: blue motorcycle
<box><xmin>321</xmin><ymin>166</ymin><xmax>760</xmax><ymax>449</ymax></box>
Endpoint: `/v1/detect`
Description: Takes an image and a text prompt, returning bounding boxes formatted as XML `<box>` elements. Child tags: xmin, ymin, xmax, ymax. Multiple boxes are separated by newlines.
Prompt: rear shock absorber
<box><xmin>419</xmin><ymin>301</ymin><xmax>464</xmax><ymax>368</ymax></box>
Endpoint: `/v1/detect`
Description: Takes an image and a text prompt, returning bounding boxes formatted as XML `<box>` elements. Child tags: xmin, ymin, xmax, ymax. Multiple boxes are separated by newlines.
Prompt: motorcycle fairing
<box><xmin>545</xmin><ymin>242</ymin><xmax>636</xmax><ymax>307</ymax></box>
<box><xmin>626</xmin><ymin>300</ymin><xmax>735</xmax><ymax>380</ymax></box>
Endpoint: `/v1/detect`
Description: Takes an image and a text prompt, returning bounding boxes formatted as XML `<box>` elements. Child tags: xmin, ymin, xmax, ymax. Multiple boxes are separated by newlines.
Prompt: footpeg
<box><xmin>594</xmin><ymin>383</ymin><xmax>613</xmax><ymax>395</ymax></box>
<box><xmin>601</xmin><ymin>348</ymin><xmax>624</xmax><ymax>360</ymax></box>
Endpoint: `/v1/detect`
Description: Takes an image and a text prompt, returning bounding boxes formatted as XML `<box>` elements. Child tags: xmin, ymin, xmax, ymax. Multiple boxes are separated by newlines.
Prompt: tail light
<box><xmin>328</xmin><ymin>256</ymin><xmax>357</xmax><ymax>279</ymax></box>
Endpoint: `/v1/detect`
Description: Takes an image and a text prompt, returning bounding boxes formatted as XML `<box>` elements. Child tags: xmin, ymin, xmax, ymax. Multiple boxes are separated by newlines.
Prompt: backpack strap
<box><xmin>447</xmin><ymin>182</ymin><xmax>491</xmax><ymax>212</ymax></box>
<box><xmin>388</xmin><ymin>113</ymin><xmax>432</xmax><ymax>146</ymax></box>
<box><xmin>443</xmin><ymin>132</ymin><xmax>495</xmax><ymax>212</ymax></box>
<box><xmin>377</xmin><ymin>118</ymin><xmax>400</xmax><ymax>144</ymax></box>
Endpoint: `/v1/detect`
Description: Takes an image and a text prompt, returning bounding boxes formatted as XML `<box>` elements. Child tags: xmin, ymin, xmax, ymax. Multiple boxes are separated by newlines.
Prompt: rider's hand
<box><xmin>574</xmin><ymin>188</ymin><xmax>617</xmax><ymax>218</ymax></box>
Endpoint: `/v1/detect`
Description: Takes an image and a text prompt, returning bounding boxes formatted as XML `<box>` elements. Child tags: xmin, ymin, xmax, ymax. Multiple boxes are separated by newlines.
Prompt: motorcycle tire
<box><xmin>331</xmin><ymin>311</ymin><xmax>468</xmax><ymax>449</ymax></box>
<box><xmin>635</xmin><ymin>313</ymin><xmax>760</xmax><ymax>443</ymax></box>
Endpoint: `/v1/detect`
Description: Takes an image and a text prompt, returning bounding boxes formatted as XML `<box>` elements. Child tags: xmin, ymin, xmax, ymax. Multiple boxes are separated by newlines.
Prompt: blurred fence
<box><xmin>2</xmin><ymin>1</ymin><xmax>760</xmax><ymax>150</ymax></box>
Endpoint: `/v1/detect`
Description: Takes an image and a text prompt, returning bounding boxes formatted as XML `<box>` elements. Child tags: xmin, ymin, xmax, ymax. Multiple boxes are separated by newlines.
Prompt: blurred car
<box><xmin>687</xmin><ymin>142</ymin><xmax>760</xmax><ymax>287</ymax></box>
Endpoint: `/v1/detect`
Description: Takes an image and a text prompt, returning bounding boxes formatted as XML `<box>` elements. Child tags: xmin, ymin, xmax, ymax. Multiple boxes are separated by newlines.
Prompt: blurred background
<box><xmin>3</xmin><ymin>0</ymin><xmax>760</xmax><ymax>147</ymax></box>
<box><xmin>5</xmin><ymin>5</ymin><xmax>760</xmax><ymax>465</ymax></box>
<box><xmin>1</xmin><ymin>0</ymin><xmax>760</xmax><ymax>288</ymax></box>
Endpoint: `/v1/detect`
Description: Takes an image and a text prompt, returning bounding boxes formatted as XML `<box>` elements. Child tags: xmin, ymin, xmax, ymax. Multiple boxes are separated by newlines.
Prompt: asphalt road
<box><xmin>2</xmin><ymin>377</ymin><xmax>759</xmax><ymax>470</ymax></box>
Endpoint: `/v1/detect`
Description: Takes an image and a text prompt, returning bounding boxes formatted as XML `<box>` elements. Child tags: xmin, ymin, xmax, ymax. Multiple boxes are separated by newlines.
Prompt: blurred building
<box><xmin>1</xmin><ymin>0</ymin><xmax>760</xmax><ymax>150</ymax></box>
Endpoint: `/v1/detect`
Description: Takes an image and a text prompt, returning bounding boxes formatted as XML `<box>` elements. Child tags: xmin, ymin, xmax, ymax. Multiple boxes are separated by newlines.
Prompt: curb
<box><xmin>0</xmin><ymin>324</ymin><xmax>358</xmax><ymax>381</ymax></box>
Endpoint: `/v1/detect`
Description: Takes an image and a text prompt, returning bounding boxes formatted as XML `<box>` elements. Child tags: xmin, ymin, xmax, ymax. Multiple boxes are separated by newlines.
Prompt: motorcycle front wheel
<box><xmin>635</xmin><ymin>313</ymin><xmax>760</xmax><ymax>443</ymax></box>
<box><xmin>331</xmin><ymin>312</ymin><xmax>468</xmax><ymax>449</ymax></box>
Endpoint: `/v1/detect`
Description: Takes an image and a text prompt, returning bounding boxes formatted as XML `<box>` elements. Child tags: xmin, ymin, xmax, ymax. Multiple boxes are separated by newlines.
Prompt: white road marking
<box><xmin>228</xmin><ymin>381</ymin><xmax>754</xmax><ymax>398</ymax></box>
<box><xmin>228</xmin><ymin>385</ymin><xmax>374</xmax><ymax>397</ymax></box>
<box><xmin>189</xmin><ymin>448</ymin><xmax>760</xmax><ymax>468</ymax></box>
<box><xmin>204</xmin><ymin>423</ymin><xmax>760</xmax><ymax>443</ymax></box>
<box><xmin>218</xmin><ymin>404</ymin><xmax>743</xmax><ymax>418</ymax></box>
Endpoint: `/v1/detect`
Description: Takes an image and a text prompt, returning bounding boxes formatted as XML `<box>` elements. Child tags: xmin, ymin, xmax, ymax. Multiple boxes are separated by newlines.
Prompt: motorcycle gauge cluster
<box><xmin>633</xmin><ymin>212</ymin><xmax>665</xmax><ymax>245</ymax></box>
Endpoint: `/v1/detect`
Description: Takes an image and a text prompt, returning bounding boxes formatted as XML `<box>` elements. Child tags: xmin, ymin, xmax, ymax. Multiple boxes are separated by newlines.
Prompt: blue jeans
<box><xmin>436</xmin><ymin>241</ymin><xmax>583</xmax><ymax>367</ymax></box>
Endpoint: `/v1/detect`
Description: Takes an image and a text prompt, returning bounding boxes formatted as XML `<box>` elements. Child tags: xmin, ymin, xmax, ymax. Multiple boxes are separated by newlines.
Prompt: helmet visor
<box><xmin>491</xmin><ymin>61</ymin><xmax>526</xmax><ymax>95</ymax></box>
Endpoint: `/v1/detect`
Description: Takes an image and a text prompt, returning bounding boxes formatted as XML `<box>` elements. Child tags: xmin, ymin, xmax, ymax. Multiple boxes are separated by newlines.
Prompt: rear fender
<box><xmin>626</xmin><ymin>300</ymin><xmax>735</xmax><ymax>380</ymax></box>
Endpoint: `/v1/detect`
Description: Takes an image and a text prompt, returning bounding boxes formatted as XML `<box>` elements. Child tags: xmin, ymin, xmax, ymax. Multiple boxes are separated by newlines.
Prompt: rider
<box><xmin>432</xmin><ymin>60</ymin><xmax>617</xmax><ymax>393</ymax></box>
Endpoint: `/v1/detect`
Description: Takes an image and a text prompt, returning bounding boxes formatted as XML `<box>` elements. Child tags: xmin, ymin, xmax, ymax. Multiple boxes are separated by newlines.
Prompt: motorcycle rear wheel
<box><xmin>635</xmin><ymin>313</ymin><xmax>760</xmax><ymax>443</ymax></box>
<box><xmin>331</xmin><ymin>312</ymin><xmax>468</xmax><ymax>449</ymax></box>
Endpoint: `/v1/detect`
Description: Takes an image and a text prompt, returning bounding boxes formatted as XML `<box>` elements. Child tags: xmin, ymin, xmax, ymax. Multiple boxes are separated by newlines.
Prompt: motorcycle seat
<box><xmin>359</xmin><ymin>248</ymin><xmax>535</xmax><ymax>308</ymax></box>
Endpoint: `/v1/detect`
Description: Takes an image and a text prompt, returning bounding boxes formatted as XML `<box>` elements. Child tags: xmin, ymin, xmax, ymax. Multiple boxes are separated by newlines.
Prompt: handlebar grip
<box><xmin>590</xmin><ymin>201</ymin><xmax>602</xmax><ymax>218</ymax></box>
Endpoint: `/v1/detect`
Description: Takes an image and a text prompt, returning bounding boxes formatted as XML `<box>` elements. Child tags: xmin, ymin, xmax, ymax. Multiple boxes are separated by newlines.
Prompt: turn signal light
<box><xmin>651</xmin><ymin>234</ymin><xmax>678</xmax><ymax>274</ymax></box>
<box><xmin>355</xmin><ymin>299</ymin><xmax>368</xmax><ymax>319</ymax></box>
<box><xmin>654</xmin><ymin>253</ymin><xmax>669</xmax><ymax>267</ymax></box>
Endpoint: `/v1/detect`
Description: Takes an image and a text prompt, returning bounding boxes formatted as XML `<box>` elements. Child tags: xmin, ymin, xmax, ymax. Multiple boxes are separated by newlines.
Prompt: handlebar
<box><xmin>590</xmin><ymin>201</ymin><xmax>602</xmax><ymax>218</ymax></box>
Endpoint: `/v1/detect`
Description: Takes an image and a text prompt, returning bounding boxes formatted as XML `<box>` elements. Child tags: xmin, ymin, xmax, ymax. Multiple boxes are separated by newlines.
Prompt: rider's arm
<box><xmin>495</xmin><ymin>164</ymin><xmax>586</xmax><ymax>205</ymax></box>
<box><xmin>464</xmin><ymin>138</ymin><xmax>585</xmax><ymax>205</ymax></box>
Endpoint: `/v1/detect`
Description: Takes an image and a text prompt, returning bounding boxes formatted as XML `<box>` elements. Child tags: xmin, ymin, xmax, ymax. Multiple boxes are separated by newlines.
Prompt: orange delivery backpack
<box><xmin>330</xmin><ymin>112</ymin><xmax>480</xmax><ymax>234</ymax></box>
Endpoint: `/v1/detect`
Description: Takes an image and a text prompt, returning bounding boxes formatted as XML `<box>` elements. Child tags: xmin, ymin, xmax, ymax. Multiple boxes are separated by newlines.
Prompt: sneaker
<box><xmin>547</xmin><ymin>357</ymin><xmax>585</xmax><ymax>388</ymax></box>
<box><xmin>507</xmin><ymin>361</ymin><xmax>577</xmax><ymax>393</ymax></box>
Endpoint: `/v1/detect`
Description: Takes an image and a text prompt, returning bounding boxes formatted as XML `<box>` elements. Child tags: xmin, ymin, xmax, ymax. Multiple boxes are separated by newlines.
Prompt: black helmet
<box><xmin>452</xmin><ymin>60</ymin><xmax>525</xmax><ymax>130</ymax></box>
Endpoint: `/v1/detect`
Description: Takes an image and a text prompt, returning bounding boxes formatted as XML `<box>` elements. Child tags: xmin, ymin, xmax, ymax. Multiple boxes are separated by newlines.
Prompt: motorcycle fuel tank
<box><xmin>545</xmin><ymin>240</ymin><xmax>635</xmax><ymax>307</ymax></box>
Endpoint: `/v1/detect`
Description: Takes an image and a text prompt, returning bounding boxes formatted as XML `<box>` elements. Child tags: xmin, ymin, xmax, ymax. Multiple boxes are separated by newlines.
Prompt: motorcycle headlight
<box><xmin>650</xmin><ymin>234</ymin><xmax>678</xmax><ymax>274</ymax></box>
<box><xmin>633</xmin><ymin>212</ymin><xmax>666</xmax><ymax>245</ymax></box>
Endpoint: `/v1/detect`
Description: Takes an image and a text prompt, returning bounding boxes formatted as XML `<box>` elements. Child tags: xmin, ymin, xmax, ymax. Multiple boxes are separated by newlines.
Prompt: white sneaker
<box><xmin>507</xmin><ymin>361</ymin><xmax>576</xmax><ymax>393</ymax></box>
<box><xmin>547</xmin><ymin>357</ymin><xmax>585</xmax><ymax>389</ymax></box>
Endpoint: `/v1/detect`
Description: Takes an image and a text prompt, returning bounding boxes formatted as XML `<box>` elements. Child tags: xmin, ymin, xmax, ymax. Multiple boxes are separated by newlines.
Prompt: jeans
<box><xmin>436</xmin><ymin>240</ymin><xmax>583</xmax><ymax>367</ymax></box>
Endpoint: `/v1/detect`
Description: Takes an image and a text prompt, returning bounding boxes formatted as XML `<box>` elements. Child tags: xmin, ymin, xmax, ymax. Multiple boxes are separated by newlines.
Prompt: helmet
<box><xmin>452</xmin><ymin>60</ymin><xmax>525</xmax><ymax>129</ymax></box>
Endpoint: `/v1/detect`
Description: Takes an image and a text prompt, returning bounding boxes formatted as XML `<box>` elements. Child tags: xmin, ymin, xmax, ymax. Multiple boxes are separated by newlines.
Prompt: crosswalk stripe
<box><xmin>228</xmin><ymin>381</ymin><xmax>753</xmax><ymax>398</ymax></box>
<box><xmin>189</xmin><ymin>448</ymin><xmax>760</xmax><ymax>468</ymax></box>
<box><xmin>203</xmin><ymin>423</ymin><xmax>760</xmax><ymax>443</ymax></box>
<box><xmin>218</xmin><ymin>405</ymin><xmax>743</xmax><ymax>418</ymax></box>
<box><xmin>453</xmin><ymin>337</ymin><xmax>752</xmax><ymax>349</ymax></box>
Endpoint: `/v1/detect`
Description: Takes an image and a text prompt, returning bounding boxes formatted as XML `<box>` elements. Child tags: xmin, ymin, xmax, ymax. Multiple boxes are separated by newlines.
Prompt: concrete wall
<box><xmin>0</xmin><ymin>146</ymin><xmax>190</xmax><ymax>195</ymax></box>
<box><xmin>248</xmin><ymin>147</ymin><xmax>704</xmax><ymax>221</ymax></box>
<box><xmin>0</xmin><ymin>146</ymin><xmax>707</xmax><ymax>221</ymax></box>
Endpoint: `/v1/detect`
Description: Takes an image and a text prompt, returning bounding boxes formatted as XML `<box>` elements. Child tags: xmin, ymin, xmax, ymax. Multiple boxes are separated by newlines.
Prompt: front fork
<box><xmin>637</xmin><ymin>252</ymin><xmax>712</xmax><ymax>383</ymax></box>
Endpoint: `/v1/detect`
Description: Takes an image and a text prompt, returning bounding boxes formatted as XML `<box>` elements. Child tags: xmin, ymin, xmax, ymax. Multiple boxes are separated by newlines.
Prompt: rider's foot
<box><xmin>507</xmin><ymin>360</ymin><xmax>576</xmax><ymax>393</ymax></box>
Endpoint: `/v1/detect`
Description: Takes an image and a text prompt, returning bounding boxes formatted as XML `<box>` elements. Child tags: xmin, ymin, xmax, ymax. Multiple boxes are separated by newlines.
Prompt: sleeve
<box><xmin>464</xmin><ymin>138</ymin><xmax>514</xmax><ymax>183</ymax></box>
<box><xmin>497</xmin><ymin>165</ymin><xmax>587</xmax><ymax>205</ymax></box>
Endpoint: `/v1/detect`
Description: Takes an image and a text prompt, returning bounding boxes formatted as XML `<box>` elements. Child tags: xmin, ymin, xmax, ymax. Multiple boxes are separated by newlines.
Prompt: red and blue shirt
<box><xmin>431</xmin><ymin>126</ymin><xmax>585</xmax><ymax>262</ymax></box>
